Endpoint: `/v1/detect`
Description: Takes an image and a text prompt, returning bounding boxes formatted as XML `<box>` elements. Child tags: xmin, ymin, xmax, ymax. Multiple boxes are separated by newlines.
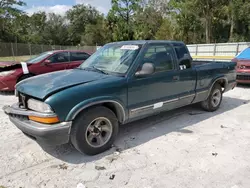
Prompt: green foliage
<box><xmin>1</xmin><ymin>0</ymin><xmax>250</xmax><ymax>45</ymax></box>
<box><xmin>66</xmin><ymin>4</ymin><xmax>102</xmax><ymax>44</ymax></box>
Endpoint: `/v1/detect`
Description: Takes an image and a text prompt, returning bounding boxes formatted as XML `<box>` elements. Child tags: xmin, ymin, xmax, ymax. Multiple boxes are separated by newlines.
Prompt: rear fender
<box><xmin>206</xmin><ymin>76</ymin><xmax>228</xmax><ymax>99</ymax></box>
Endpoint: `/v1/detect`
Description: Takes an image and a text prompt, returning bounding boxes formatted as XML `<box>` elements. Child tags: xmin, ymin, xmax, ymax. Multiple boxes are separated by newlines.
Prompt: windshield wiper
<box><xmin>82</xmin><ymin>66</ymin><xmax>109</xmax><ymax>75</ymax></box>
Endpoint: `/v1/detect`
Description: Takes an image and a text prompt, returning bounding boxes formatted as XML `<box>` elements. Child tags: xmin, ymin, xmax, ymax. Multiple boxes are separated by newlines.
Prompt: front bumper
<box><xmin>236</xmin><ymin>72</ymin><xmax>250</xmax><ymax>83</ymax></box>
<box><xmin>3</xmin><ymin>104</ymin><xmax>72</xmax><ymax>146</ymax></box>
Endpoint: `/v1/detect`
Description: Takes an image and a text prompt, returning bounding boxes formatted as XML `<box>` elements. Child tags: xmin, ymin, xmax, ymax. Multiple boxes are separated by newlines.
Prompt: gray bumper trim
<box><xmin>3</xmin><ymin>104</ymin><xmax>72</xmax><ymax>146</ymax></box>
<box><xmin>9</xmin><ymin>116</ymin><xmax>72</xmax><ymax>146</ymax></box>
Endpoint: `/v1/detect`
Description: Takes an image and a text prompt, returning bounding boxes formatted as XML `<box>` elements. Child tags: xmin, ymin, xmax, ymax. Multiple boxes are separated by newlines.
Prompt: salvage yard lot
<box><xmin>1</xmin><ymin>86</ymin><xmax>250</xmax><ymax>188</ymax></box>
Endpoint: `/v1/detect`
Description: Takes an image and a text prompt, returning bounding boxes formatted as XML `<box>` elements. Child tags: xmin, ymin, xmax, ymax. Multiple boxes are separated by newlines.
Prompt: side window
<box><xmin>49</xmin><ymin>52</ymin><xmax>69</xmax><ymax>63</ymax></box>
<box><xmin>173</xmin><ymin>43</ymin><xmax>192</xmax><ymax>69</ymax></box>
<box><xmin>71</xmin><ymin>52</ymin><xmax>90</xmax><ymax>61</ymax></box>
<box><xmin>142</xmin><ymin>44</ymin><xmax>175</xmax><ymax>72</ymax></box>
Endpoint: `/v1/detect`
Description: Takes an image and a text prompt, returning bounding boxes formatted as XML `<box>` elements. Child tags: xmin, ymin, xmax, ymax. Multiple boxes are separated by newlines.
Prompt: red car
<box><xmin>0</xmin><ymin>50</ymin><xmax>91</xmax><ymax>91</ymax></box>
<box><xmin>232</xmin><ymin>47</ymin><xmax>250</xmax><ymax>84</ymax></box>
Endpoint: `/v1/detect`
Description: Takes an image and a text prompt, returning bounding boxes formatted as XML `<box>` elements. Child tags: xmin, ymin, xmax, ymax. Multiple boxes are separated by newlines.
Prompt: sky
<box><xmin>21</xmin><ymin>0</ymin><xmax>111</xmax><ymax>16</ymax></box>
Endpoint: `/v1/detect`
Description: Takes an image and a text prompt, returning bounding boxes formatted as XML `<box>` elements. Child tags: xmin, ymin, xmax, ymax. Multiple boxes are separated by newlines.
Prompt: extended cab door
<box><xmin>127</xmin><ymin>43</ymin><xmax>182</xmax><ymax>119</ymax></box>
<box><xmin>68</xmin><ymin>52</ymin><xmax>91</xmax><ymax>69</ymax></box>
<box><xmin>172</xmin><ymin>43</ymin><xmax>197</xmax><ymax>106</ymax></box>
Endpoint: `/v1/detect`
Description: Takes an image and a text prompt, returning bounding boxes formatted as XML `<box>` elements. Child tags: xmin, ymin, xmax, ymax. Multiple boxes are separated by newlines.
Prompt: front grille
<box><xmin>9</xmin><ymin>113</ymin><xmax>29</xmax><ymax>120</ymax></box>
<box><xmin>237</xmin><ymin>75</ymin><xmax>250</xmax><ymax>80</ymax></box>
<box><xmin>18</xmin><ymin>93</ymin><xmax>28</xmax><ymax>109</ymax></box>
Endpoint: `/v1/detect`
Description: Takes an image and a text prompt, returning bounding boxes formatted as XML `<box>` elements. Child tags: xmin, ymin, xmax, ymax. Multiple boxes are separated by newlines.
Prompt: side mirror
<box><xmin>44</xmin><ymin>59</ymin><xmax>51</xmax><ymax>65</ymax></box>
<box><xmin>135</xmin><ymin>63</ymin><xmax>155</xmax><ymax>77</ymax></box>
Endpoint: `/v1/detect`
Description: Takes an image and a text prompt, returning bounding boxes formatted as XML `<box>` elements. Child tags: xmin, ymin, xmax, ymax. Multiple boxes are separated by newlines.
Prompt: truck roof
<box><xmin>108</xmin><ymin>40</ymin><xmax>185</xmax><ymax>45</ymax></box>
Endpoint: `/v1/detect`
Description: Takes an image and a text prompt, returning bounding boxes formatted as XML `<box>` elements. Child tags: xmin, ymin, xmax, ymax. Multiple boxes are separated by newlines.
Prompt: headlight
<box><xmin>27</xmin><ymin>99</ymin><xmax>53</xmax><ymax>113</ymax></box>
<box><xmin>0</xmin><ymin>70</ymin><xmax>15</xmax><ymax>76</ymax></box>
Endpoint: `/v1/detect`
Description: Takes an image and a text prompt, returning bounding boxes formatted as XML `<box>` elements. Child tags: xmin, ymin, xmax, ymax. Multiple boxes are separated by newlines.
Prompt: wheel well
<box><xmin>17</xmin><ymin>73</ymin><xmax>35</xmax><ymax>83</ymax></box>
<box><xmin>74</xmin><ymin>102</ymin><xmax>125</xmax><ymax>123</ymax></box>
<box><xmin>102</xmin><ymin>102</ymin><xmax>124</xmax><ymax>123</ymax></box>
<box><xmin>215</xmin><ymin>79</ymin><xmax>226</xmax><ymax>92</ymax></box>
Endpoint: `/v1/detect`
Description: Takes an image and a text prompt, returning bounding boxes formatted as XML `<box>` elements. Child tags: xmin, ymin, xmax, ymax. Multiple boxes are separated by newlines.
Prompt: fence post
<box><xmin>41</xmin><ymin>44</ymin><xmax>44</xmax><ymax>53</ymax></box>
<box><xmin>11</xmin><ymin>43</ymin><xmax>15</xmax><ymax>61</ymax></box>
<box><xmin>29</xmin><ymin>43</ymin><xmax>32</xmax><ymax>58</ymax></box>
<box><xmin>236</xmin><ymin>43</ymin><xmax>240</xmax><ymax>56</ymax></box>
<box><xmin>195</xmin><ymin>44</ymin><xmax>198</xmax><ymax>56</ymax></box>
<box><xmin>213</xmin><ymin>43</ymin><xmax>217</xmax><ymax>61</ymax></box>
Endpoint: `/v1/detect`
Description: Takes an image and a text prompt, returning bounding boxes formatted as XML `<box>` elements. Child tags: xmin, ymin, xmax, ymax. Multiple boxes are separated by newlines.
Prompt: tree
<box><xmin>66</xmin><ymin>4</ymin><xmax>102</xmax><ymax>44</ymax></box>
<box><xmin>168</xmin><ymin>0</ymin><xmax>204</xmax><ymax>43</ymax></box>
<box><xmin>134</xmin><ymin>6</ymin><xmax>163</xmax><ymax>40</ymax></box>
<box><xmin>81</xmin><ymin>17</ymin><xmax>111</xmax><ymax>45</ymax></box>
<box><xmin>155</xmin><ymin>19</ymin><xmax>174</xmax><ymax>40</ymax></box>
<box><xmin>0</xmin><ymin>0</ymin><xmax>26</xmax><ymax>42</ymax></box>
<box><xmin>108</xmin><ymin>0</ymin><xmax>142</xmax><ymax>41</ymax></box>
<box><xmin>42</xmin><ymin>13</ymin><xmax>69</xmax><ymax>45</ymax></box>
<box><xmin>25</xmin><ymin>12</ymin><xmax>47</xmax><ymax>44</ymax></box>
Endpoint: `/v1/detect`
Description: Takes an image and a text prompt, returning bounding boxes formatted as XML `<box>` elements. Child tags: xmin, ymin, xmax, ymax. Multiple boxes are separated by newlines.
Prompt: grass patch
<box><xmin>0</xmin><ymin>55</ymin><xmax>33</xmax><ymax>62</ymax></box>
<box><xmin>0</xmin><ymin>186</ymin><xmax>7</xmax><ymax>188</ymax></box>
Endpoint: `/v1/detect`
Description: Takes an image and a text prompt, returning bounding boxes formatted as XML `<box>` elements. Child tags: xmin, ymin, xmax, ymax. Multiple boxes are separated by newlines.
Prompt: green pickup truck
<box><xmin>3</xmin><ymin>40</ymin><xmax>237</xmax><ymax>155</ymax></box>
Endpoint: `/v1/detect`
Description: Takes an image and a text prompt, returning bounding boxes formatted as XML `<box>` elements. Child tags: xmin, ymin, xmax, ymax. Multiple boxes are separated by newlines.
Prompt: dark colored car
<box><xmin>3</xmin><ymin>40</ymin><xmax>237</xmax><ymax>155</ymax></box>
<box><xmin>0</xmin><ymin>50</ymin><xmax>91</xmax><ymax>91</ymax></box>
<box><xmin>232</xmin><ymin>47</ymin><xmax>250</xmax><ymax>84</ymax></box>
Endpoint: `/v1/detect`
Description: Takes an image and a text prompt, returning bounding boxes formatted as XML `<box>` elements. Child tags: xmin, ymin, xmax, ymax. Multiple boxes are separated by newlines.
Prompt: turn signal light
<box><xmin>29</xmin><ymin>116</ymin><xmax>60</xmax><ymax>124</ymax></box>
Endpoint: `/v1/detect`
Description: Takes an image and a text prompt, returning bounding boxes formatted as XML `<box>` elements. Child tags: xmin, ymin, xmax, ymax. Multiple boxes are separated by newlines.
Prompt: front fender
<box><xmin>65</xmin><ymin>96</ymin><xmax>128</xmax><ymax>123</ymax></box>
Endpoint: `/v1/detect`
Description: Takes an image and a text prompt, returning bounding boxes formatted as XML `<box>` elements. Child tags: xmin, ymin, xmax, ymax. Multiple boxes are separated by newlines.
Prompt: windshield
<box><xmin>26</xmin><ymin>51</ymin><xmax>53</xmax><ymax>64</ymax></box>
<box><xmin>80</xmin><ymin>43</ymin><xmax>142</xmax><ymax>75</ymax></box>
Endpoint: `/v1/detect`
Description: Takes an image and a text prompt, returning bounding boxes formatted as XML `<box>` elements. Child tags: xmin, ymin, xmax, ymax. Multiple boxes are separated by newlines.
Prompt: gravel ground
<box><xmin>1</xmin><ymin>86</ymin><xmax>250</xmax><ymax>188</ymax></box>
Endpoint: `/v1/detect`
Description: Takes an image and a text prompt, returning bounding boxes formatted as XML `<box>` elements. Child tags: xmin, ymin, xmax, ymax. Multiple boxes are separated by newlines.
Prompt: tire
<box><xmin>17</xmin><ymin>74</ymin><xmax>33</xmax><ymax>83</ymax></box>
<box><xmin>70</xmin><ymin>106</ymin><xmax>119</xmax><ymax>155</ymax></box>
<box><xmin>201</xmin><ymin>83</ymin><xmax>222</xmax><ymax>112</ymax></box>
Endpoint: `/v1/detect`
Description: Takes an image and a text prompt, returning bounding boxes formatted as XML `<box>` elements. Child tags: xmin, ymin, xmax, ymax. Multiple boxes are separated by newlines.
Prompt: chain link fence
<box><xmin>1</xmin><ymin>42</ymin><xmax>250</xmax><ymax>61</ymax></box>
<box><xmin>0</xmin><ymin>42</ymin><xmax>98</xmax><ymax>61</ymax></box>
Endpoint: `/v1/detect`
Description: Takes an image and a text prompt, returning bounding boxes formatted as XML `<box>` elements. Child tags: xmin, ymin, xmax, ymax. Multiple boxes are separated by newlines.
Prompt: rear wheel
<box><xmin>201</xmin><ymin>83</ymin><xmax>222</xmax><ymax>112</ymax></box>
<box><xmin>70</xmin><ymin>106</ymin><xmax>119</xmax><ymax>155</ymax></box>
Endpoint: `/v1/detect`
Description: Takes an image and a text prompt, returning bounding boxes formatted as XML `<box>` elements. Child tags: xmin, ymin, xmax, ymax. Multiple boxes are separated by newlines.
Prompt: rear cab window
<box><xmin>173</xmin><ymin>43</ymin><xmax>192</xmax><ymax>69</ymax></box>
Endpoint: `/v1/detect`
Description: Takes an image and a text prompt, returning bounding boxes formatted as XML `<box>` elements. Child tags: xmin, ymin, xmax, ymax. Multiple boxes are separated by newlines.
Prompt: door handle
<box><xmin>173</xmin><ymin>76</ymin><xmax>179</xmax><ymax>81</ymax></box>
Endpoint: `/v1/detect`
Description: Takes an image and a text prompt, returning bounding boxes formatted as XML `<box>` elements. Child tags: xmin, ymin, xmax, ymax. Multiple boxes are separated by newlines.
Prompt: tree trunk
<box><xmin>229</xmin><ymin>15</ymin><xmax>234</xmax><ymax>41</ymax></box>
<box><xmin>205</xmin><ymin>17</ymin><xmax>211</xmax><ymax>43</ymax></box>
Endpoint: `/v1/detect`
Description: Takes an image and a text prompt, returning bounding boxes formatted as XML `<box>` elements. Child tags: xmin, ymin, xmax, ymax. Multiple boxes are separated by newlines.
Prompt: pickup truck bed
<box><xmin>3</xmin><ymin>40</ymin><xmax>237</xmax><ymax>155</ymax></box>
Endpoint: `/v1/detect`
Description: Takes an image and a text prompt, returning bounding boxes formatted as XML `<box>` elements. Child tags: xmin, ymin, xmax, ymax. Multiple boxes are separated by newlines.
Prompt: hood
<box><xmin>16</xmin><ymin>69</ymin><xmax>109</xmax><ymax>99</ymax></box>
<box><xmin>0</xmin><ymin>61</ymin><xmax>20</xmax><ymax>67</ymax></box>
<box><xmin>0</xmin><ymin>61</ymin><xmax>21</xmax><ymax>70</ymax></box>
<box><xmin>0</xmin><ymin>61</ymin><xmax>30</xmax><ymax>71</ymax></box>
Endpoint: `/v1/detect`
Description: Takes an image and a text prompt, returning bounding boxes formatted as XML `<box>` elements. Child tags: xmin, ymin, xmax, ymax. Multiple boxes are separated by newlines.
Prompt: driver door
<box><xmin>37</xmin><ymin>52</ymin><xmax>70</xmax><ymax>74</ymax></box>
<box><xmin>127</xmin><ymin>43</ymin><xmax>180</xmax><ymax>119</ymax></box>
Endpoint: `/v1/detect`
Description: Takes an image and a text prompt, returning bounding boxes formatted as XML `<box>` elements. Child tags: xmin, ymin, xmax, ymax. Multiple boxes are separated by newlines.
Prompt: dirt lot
<box><xmin>1</xmin><ymin>86</ymin><xmax>250</xmax><ymax>188</ymax></box>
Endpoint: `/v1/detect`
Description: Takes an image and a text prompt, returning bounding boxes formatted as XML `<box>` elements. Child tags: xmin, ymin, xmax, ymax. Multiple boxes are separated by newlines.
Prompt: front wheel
<box><xmin>70</xmin><ymin>106</ymin><xmax>119</xmax><ymax>155</ymax></box>
<box><xmin>201</xmin><ymin>83</ymin><xmax>222</xmax><ymax>112</ymax></box>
